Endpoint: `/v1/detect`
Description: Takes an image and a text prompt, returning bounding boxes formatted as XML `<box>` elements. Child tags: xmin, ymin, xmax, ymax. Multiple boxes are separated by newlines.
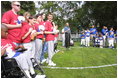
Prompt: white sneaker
<box><xmin>46</xmin><ymin>58</ymin><xmax>49</xmax><ymax>64</ymax></box>
<box><xmin>41</xmin><ymin>59</ymin><xmax>46</xmax><ymax>64</ymax></box>
<box><xmin>55</xmin><ymin>50</ymin><xmax>60</xmax><ymax>53</ymax></box>
<box><xmin>48</xmin><ymin>60</ymin><xmax>56</xmax><ymax>66</ymax></box>
<box><xmin>35</xmin><ymin>75</ymin><xmax>46</xmax><ymax>78</ymax></box>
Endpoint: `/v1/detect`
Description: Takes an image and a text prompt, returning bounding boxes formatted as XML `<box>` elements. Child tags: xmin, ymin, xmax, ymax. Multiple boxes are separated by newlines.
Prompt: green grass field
<box><xmin>39</xmin><ymin>41</ymin><xmax>117</xmax><ymax>78</ymax></box>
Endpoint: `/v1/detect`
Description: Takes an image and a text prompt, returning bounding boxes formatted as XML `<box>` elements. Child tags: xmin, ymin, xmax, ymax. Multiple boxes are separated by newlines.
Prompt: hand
<box><xmin>40</xmin><ymin>31</ymin><xmax>44</xmax><ymax>34</ymax></box>
<box><xmin>29</xmin><ymin>28</ymin><xmax>33</xmax><ymax>32</ymax></box>
<box><xmin>17</xmin><ymin>24</ymin><xmax>22</xmax><ymax>27</ymax></box>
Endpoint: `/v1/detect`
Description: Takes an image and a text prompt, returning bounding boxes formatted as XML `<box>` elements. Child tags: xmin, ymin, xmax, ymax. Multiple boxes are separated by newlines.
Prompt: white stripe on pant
<box><xmin>47</xmin><ymin>41</ymin><xmax>54</xmax><ymax>61</ymax></box>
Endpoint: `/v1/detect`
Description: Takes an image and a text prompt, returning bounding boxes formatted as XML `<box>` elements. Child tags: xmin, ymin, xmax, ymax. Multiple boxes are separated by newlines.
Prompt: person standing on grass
<box><xmin>54</xmin><ymin>25</ymin><xmax>60</xmax><ymax>53</ymax></box>
<box><xmin>40</xmin><ymin>13</ymin><xmax>48</xmax><ymax>64</ymax></box>
<box><xmin>2</xmin><ymin>1</ymin><xmax>22</xmax><ymax>46</ymax></box>
<box><xmin>98</xmin><ymin>34</ymin><xmax>104</xmax><ymax>48</ymax></box>
<box><xmin>80</xmin><ymin>32</ymin><xmax>86</xmax><ymax>47</ymax></box>
<box><xmin>85</xmin><ymin>29</ymin><xmax>90</xmax><ymax>47</ymax></box>
<box><xmin>44</xmin><ymin>13</ymin><xmax>58</xmax><ymax>66</ymax></box>
<box><xmin>101</xmin><ymin>26</ymin><xmax>108</xmax><ymax>47</ymax></box>
<box><xmin>62</xmin><ymin>27</ymin><xmax>65</xmax><ymax>47</ymax></box>
<box><xmin>90</xmin><ymin>25</ymin><xmax>98</xmax><ymax>46</ymax></box>
<box><xmin>34</xmin><ymin>14</ymin><xmax>45</xmax><ymax>63</ymax></box>
<box><xmin>63</xmin><ymin>22</ymin><xmax>71</xmax><ymax>49</ymax></box>
<box><xmin>108</xmin><ymin>28</ymin><xmax>115</xmax><ymax>49</ymax></box>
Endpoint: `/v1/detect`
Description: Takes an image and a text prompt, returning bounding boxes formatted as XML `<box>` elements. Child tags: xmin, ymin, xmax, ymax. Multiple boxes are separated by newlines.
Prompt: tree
<box><xmin>1</xmin><ymin>1</ymin><xmax>36</xmax><ymax>16</ymax></box>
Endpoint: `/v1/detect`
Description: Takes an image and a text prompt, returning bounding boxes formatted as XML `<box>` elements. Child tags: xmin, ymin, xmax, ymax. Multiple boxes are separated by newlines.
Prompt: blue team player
<box><xmin>101</xmin><ymin>26</ymin><xmax>108</xmax><ymax>47</ymax></box>
<box><xmin>108</xmin><ymin>31</ymin><xmax>114</xmax><ymax>49</ymax></box>
<box><xmin>90</xmin><ymin>25</ymin><xmax>97</xmax><ymax>46</ymax></box>
<box><xmin>85</xmin><ymin>29</ymin><xmax>90</xmax><ymax>47</ymax></box>
<box><xmin>80</xmin><ymin>32</ymin><xmax>86</xmax><ymax>47</ymax></box>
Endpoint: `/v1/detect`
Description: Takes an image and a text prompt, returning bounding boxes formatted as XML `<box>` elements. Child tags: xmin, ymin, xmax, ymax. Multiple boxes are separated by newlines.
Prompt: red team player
<box><xmin>44</xmin><ymin>13</ymin><xmax>58</xmax><ymax>66</ymax></box>
<box><xmin>2</xmin><ymin>1</ymin><xmax>22</xmax><ymax>46</ymax></box>
<box><xmin>34</xmin><ymin>14</ymin><xmax>44</xmax><ymax>63</ymax></box>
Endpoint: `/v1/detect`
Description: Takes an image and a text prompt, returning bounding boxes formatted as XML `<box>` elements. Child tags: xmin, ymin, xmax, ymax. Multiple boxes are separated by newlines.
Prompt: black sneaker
<box><xmin>31</xmin><ymin>73</ymin><xmax>37</xmax><ymax>78</ymax></box>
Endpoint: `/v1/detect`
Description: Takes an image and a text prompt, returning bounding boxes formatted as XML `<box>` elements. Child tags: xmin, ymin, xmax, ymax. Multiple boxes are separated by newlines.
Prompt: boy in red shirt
<box><xmin>34</xmin><ymin>14</ymin><xmax>45</xmax><ymax>63</ymax></box>
<box><xmin>54</xmin><ymin>25</ymin><xmax>60</xmax><ymax>53</ymax></box>
<box><xmin>1</xmin><ymin>24</ymin><xmax>34</xmax><ymax>78</ymax></box>
<box><xmin>21</xmin><ymin>16</ymin><xmax>39</xmax><ymax>77</ymax></box>
<box><xmin>2</xmin><ymin>1</ymin><xmax>22</xmax><ymax>46</ymax></box>
<box><xmin>44</xmin><ymin>13</ymin><xmax>58</xmax><ymax>66</ymax></box>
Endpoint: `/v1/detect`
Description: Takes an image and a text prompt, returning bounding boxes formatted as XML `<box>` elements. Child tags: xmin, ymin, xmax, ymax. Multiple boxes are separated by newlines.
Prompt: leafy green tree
<box><xmin>1</xmin><ymin>1</ymin><xmax>36</xmax><ymax>16</ymax></box>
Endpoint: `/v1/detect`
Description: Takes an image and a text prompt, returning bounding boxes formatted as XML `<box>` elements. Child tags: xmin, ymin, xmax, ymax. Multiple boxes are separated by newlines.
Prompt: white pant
<box><xmin>31</xmin><ymin>41</ymin><xmax>36</xmax><ymax>58</ymax></box>
<box><xmin>85</xmin><ymin>37</ymin><xmax>90</xmax><ymax>46</ymax></box>
<box><xmin>14</xmin><ymin>53</ymin><xmax>29</xmax><ymax>70</ymax></box>
<box><xmin>103</xmin><ymin>35</ymin><xmax>106</xmax><ymax>46</ymax></box>
<box><xmin>23</xmin><ymin>42</ymin><xmax>34</xmax><ymax>68</ymax></box>
<box><xmin>47</xmin><ymin>41</ymin><xmax>54</xmax><ymax>61</ymax></box>
<box><xmin>54</xmin><ymin>37</ymin><xmax>58</xmax><ymax>44</ymax></box>
<box><xmin>62</xmin><ymin>34</ymin><xmax>65</xmax><ymax>46</ymax></box>
<box><xmin>99</xmin><ymin>40</ymin><xmax>103</xmax><ymax>48</ymax></box>
<box><xmin>35</xmin><ymin>39</ymin><xmax>43</xmax><ymax>62</ymax></box>
<box><xmin>81</xmin><ymin>39</ymin><xmax>85</xmax><ymax>45</ymax></box>
<box><xmin>109</xmin><ymin>39</ymin><xmax>114</xmax><ymax>47</ymax></box>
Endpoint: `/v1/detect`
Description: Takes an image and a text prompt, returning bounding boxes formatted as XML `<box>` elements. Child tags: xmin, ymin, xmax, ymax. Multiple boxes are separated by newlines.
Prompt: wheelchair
<box><xmin>1</xmin><ymin>48</ymin><xmax>46</xmax><ymax>78</ymax></box>
<box><xmin>1</xmin><ymin>55</ymin><xmax>28</xmax><ymax>78</ymax></box>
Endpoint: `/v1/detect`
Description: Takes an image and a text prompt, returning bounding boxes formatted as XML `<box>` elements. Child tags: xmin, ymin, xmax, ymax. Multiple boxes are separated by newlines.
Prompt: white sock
<box><xmin>30</xmin><ymin>67</ymin><xmax>35</xmax><ymax>75</ymax></box>
<box><xmin>24</xmin><ymin>70</ymin><xmax>31</xmax><ymax>78</ymax></box>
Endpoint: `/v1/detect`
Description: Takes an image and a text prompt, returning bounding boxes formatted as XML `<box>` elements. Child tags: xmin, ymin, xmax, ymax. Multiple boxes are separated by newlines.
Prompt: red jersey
<box><xmin>34</xmin><ymin>23</ymin><xmax>44</xmax><ymax>39</ymax></box>
<box><xmin>21</xmin><ymin>24</ymin><xmax>34</xmax><ymax>43</ymax></box>
<box><xmin>2</xmin><ymin>10</ymin><xmax>22</xmax><ymax>43</ymax></box>
<box><xmin>40</xmin><ymin>21</ymin><xmax>45</xmax><ymax>25</ymax></box>
<box><xmin>1</xmin><ymin>39</ymin><xmax>16</xmax><ymax>51</ymax></box>
<box><xmin>55</xmin><ymin>34</ymin><xmax>59</xmax><ymax>38</ymax></box>
<box><xmin>45</xmin><ymin>20</ymin><xmax>55</xmax><ymax>41</ymax></box>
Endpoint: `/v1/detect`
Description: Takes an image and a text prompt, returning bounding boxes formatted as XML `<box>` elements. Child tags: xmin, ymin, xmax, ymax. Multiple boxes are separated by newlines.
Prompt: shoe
<box><xmin>31</xmin><ymin>73</ymin><xmax>37</xmax><ymax>78</ymax></box>
<box><xmin>46</xmin><ymin>58</ymin><xmax>48</xmax><ymax>63</ymax></box>
<box><xmin>35</xmin><ymin>74</ymin><xmax>46</xmax><ymax>78</ymax></box>
<box><xmin>41</xmin><ymin>59</ymin><xmax>46</xmax><ymax>64</ymax></box>
<box><xmin>48</xmin><ymin>60</ymin><xmax>56</xmax><ymax>66</ymax></box>
<box><xmin>55</xmin><ymin>50</ymin><xmax>60</xmax><ymax>53</ymax></box>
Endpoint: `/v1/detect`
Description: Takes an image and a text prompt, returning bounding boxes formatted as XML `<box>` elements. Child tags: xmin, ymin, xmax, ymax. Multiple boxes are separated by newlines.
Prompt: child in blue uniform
<box><xmin>80</xmin><ymin>32</ymin><xmax>86</xmax><ymax>46</ymax></box>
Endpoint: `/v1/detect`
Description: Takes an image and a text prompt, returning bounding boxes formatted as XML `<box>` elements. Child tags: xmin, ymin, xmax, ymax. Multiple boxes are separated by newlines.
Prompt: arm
<box><xmin>1</xmin><ymin>49</ymin><xmax>6</xmax><ymax>56</ymax></box>
<box><xmin>37</xmin><ymin>31</ymin><xmax>44</xmax><ymax>35</ymax></box>
<box><xmin>44</xmin><ymin>31</ymin><xmax>54</xmax><ymax>34</ymax></box>
<box><xmin>2</xmin><ymin>23</ymin><xmax>22</xmax><ymax>29</ymax></box>
<box><xmin>22</xmin><ymin>28</ymin><xmax>33</xmax><ymax>40</ymax></box>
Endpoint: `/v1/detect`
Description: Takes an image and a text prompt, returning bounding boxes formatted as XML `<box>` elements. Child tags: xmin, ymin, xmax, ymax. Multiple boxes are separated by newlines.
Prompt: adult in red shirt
<box><xmin>2</xmin><ymin>1</ymin><xmax>22</xmax><ymax>45</ymax></box>
<box><xmin>44</xmin><ymin>13</ymin><xmax>58</xmax><ymax>66</ymax></box>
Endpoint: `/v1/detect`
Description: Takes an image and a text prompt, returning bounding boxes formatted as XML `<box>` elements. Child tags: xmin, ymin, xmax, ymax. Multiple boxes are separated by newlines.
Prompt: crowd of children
<box><xmin>80</xmin><ymin>25</ymin><xmax>117</xmax><ymax>49</ymax></box>
<box><xmin>1</xmin><ymin>1</ymin><xmax>60</xmax><ymax>78</ymax></box>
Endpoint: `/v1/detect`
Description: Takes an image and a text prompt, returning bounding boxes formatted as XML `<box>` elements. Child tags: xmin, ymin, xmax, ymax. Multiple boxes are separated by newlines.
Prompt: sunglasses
<box><xmin>14</xmin><ymin>4</ymin><xmax>21</xmax><ymax>7</ymax></box>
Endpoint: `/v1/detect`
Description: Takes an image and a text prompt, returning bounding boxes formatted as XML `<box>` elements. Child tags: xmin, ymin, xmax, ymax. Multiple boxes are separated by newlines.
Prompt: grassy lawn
<box><xmin>38</xmin><ymin>41</ymin><xmax>117</xmax><ymax>78</ymax></box>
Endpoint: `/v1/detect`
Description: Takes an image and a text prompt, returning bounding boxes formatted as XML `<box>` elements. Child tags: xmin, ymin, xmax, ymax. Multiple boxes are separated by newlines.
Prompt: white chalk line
<box><xmin>42</xmin><ymin>64</ymin><xmax>117</xmax><ymax>69</ymax></box>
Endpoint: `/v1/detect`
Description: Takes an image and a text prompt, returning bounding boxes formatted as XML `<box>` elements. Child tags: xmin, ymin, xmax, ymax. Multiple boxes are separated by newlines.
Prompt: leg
<box><xmin>35</xmin><ymin>39</ymin><xmax>43</xmax><ymax>63</ymax></box>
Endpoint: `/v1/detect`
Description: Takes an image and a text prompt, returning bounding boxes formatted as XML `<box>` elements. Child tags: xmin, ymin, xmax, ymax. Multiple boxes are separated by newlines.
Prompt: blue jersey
<box><xmin>64</xmin><ymin>26</ymin><xmax>71</xmax><ymax>33</ymax></box>
<box><xmin>85</xmin><ymin>31</ymin><xmax>90</xmax><ymax>37</ymax></box>
<box><xmin>81</xmin><ymin>34</ymin><xmax>86</xmax><ymax>39</ymax></box>
<box><xmin>90</xmin><ymin>28</ymin><xmax>97</xmax><ymax>34</ymax></box>
<box><xmin>109</xmin><ymin>30</ymin><xmax>114</xmax><ymax>35</ymax></box>
<box><xmin>99</xmin><ymin>37</ymin><xmax>103</xmax><ymax>40</ymax></box>
<box><xmin>101</xmin><ymin>28</ymin><xmax>108</xmax><ymax>35</ymax></box>
<box><xmin>109</xmin><ymin>34</ymin><xmax>114</xmax><ymax>38</ymax></box>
